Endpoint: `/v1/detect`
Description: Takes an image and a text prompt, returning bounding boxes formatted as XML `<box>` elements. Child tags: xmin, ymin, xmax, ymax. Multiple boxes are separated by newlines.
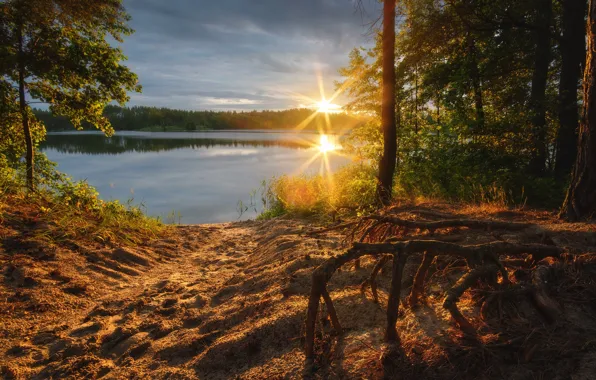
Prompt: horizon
<box><xmin>33</xmin><ymin>104</ymin><xmax>358</xmax><ymax>115</ymax></box>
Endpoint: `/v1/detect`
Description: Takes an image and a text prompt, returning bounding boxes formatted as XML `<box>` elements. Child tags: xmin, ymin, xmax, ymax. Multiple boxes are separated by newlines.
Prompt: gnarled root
<box><xmin>443</xmin><ymin>264</ymin><xmax>500</xmax><ymax>336</ymax></box>
<box><xmin>305</xmin><ymin>240</ymin><xmax>563</xmax><ymax>357</ymax></box>
<box><xmin>321</xmin><ymin>286</ymin><xmax>342</xmax><ymax>333</ymax></box>
<box><xmin>386</xmin><ymin>251</ymin><xmax>408</xmax><ymax>342</ymax></box>
<box><xmin>369</xmin><ymin>215</ymin><xmax>533</xmax><ymax>230</ymax></box>
<box><xmin>356</xmin><ymin>216</ymin><xmax>534</xmax><ymax>241</ymax></box>
<box><xmin>530</xmin><ymin>265</ymin><xmax>560</xmax><ymax>323</ymax></box>
<box><xmin>305</xmin><ymin>247</ymin><xmax>393</xmax><ymax>358</ymax></box>
<box><xmin>361</xmin><ymin>254</ymin><xmax>391</xmax><ymax>303</ymax></box>
<box><xmin>406</xmin><ymin>251</ymin><xmax>434</xmax><ymax>307</ymax></box>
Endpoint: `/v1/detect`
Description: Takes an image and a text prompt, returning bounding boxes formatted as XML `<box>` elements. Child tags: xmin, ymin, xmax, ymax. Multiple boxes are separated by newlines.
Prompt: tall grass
<box><xmin>0</xmin><ymin>153</ymin><xmax>165</xmax><ymax>246</ymax></box>
<box><xmin>257</xmin><ymin>163</ymin><xmax>378</xmax><ymax>220</ymax></box>
<box><xmin>258</xmin><ymin>160</ymin><xmax>524</xmax><ymax>220</ymax></box>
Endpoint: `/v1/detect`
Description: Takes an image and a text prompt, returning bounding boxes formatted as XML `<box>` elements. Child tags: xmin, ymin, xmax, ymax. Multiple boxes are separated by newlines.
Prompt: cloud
<box><xmin>200</xmin><ymin>97</ymin><xmax>263</xmax><ymax>106</ymax></box>
<box><xmin>120</xmin><ymin>0</ymin><xmax>381</xmax><ymax>110</ymax></box>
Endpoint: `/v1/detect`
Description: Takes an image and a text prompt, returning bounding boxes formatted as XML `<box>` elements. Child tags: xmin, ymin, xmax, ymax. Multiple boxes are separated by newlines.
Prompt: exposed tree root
<box><xmin>392</xmin><ymin>208</ymin><xmax>459</xmax><ymax>219</ymax></box>
<box><xmin>360</xmin><ymin>254</ymin><xmax>391</xmax><ymax>303</ymax></box>
<box><xmin>442</xmin><ymin>264</ymin><xmax>500</xmax><ymax>336</ymax></box>
<box><xmin>355</xmin><ymin>215</ymin><xmax>534</xmax><ymax>242</ymax></box>
<box><xmin>305</xmin><ymin>247</ymin><xmax>379</xmax><ymax>358</ymax></box>
<box><xmin>530</xmin><ymin>265</ymin><xmax>560</xmax><ymax>323</ymax></box>
<box><xmin>406</xmin><ymin>251</ymin><xmax>434</xmax><ymax>307</ymax></box>
<box><xmin>348</xmin><ymin>215</ymin><xmax>538</xmax><ymax>269</ymax></box>
<box><xmin>385</xmin><ymin>251</ymin><xmax>407</xmax><ymax>342</ymax></box>
<box><xmin>321</xmin><ymin>286</ymin><xmax>342</xmax><ymax>333</ymax></box>
<box><xmin>306</xmin><ymin>221</ymin><xmax>357</xmax><ymax>236</ymax></box>
<box><xmin>304</xmin><ymin>239</ymin><xmax>563</xmax><ymax>358</ymax></box>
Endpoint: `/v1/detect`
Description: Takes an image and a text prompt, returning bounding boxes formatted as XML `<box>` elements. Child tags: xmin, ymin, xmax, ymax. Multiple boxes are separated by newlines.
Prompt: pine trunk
<box><xmin>528</xmin><ymin>0</ymin><xmax>553</xmax><ymax>176</ymax></box>
<box><xmin>377</xmin><ymin>0</ymin><xmax>397</xmax><ymax>206</ymax></box>
<box><xmin>561</xmin><ymin>0</ymin><xmax>596</xmax><ymax>221</ymax></box>
<box><xmin>555</xmin><ymin>0</ymin><xmax>587</xmax><ymax>180</ymax></box>
<box><xmin>468</xmin><ymin>36</ymin><xmax>485</xmax><ymax>132</ymax></box>
<box><xmin>17</xmin><ymin>22</ymin><xmax>34</xmax><ymax>191</ymax></box>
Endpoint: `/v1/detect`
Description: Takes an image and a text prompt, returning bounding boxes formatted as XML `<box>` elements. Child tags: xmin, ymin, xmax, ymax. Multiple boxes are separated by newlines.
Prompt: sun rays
<box><xmin>316</xmin><ymin>99</ymin><xmax>342</xmax><ymax>113</ymax></box>
<box><xmin>286</xmin><ymin>67</ymin><xmax>360</xmax><ymax>180</ymax></box>
<box><xmin>277</xmin><ymin>64</ymin><xmax>369</xmax><ymax>181</ymax></box>
<box><xmin>318</xmin><ymin>134</ymin><xmax>337</xmax><ymax>153</ymax></box>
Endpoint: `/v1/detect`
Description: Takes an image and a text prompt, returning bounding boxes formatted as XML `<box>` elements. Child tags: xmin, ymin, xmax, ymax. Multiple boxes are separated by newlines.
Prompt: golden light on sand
<box><xmin>318</xmin><ymin>134</ymin><xmax>337</xmax><ymax>153</ymax></box>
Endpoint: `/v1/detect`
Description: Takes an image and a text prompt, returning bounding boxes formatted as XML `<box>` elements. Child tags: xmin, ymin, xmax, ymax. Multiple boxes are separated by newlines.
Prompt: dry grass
<box><xmin>0</xmin><ymin>191</ymin><xmax>165</xmax><ymax>249</ymax></box>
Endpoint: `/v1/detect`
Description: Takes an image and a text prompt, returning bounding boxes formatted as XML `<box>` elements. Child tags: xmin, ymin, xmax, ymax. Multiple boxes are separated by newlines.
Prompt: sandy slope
<box><xmin>2</xmin><ymin>207</ymin><xmax>596</xmax><ymax>379</ymax></box>
<box><xmin>1</xmin><ymin>219</ymin><xmax>321</xmax><ymax>379</ymax></box>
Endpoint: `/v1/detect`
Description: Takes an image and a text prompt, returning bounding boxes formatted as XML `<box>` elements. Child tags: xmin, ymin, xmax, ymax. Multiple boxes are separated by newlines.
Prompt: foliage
<box><xmin>0</xmin><ymin>0</ymin><xmax>140</xmax><ymax>136</ymax></box>
<box><xmin>331</xmin><ymin>0</ymin><xmax>581</xmax><ymax>209</ymax></box>
<box><xmin>0</xmin><ymin>0</ymin><xmax>141</xmax><ymax>189</ymax></box>
<box><xmin>0</xmin><ymin>81</ymin><xmax>46</xmax><ymax>162</ymax></box>
<box><xmin>259</xmin><ymin>164</ymin><xmax>378</xmax><ymax>219</ymax></box>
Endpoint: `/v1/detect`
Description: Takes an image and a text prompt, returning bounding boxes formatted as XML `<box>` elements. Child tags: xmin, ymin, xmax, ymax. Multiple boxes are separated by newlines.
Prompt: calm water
<box><xmin>40</xmin><ymin>131</ymin><xmax>350</xmax><ymax>223</ymax></box>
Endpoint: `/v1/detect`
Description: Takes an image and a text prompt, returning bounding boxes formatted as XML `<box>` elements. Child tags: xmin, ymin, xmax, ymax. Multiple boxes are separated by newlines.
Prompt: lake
<box><xmin>40</xmin><ymin>131</ymin><xmax>351</xmax><ymax>224</ymax></box>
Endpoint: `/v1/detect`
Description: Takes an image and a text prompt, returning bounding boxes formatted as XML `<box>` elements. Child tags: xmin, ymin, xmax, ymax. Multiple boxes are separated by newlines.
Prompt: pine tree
<box><xmin>0</xmin><ymin>0</ymin><xmax>140</xmax><ymax>189</ymax></box>
<box><xmin>561</xmin><ymin>0</ymin><xmax>596</xmax><ymax>220</ymax></box>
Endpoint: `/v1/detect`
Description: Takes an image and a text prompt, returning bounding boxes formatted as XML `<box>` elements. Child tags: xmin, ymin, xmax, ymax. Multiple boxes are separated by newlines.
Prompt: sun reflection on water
<box><xmin>318</xmin><ymin>134</ymin><xmax>337</xmax><ymax>153</ymax></box>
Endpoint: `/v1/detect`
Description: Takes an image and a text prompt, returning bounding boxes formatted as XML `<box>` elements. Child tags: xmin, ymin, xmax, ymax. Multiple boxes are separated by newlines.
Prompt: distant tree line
<box><xmin>35</xmin><ymin>105</ymin><xmax>362</xmax><ymax>132</ymax></box>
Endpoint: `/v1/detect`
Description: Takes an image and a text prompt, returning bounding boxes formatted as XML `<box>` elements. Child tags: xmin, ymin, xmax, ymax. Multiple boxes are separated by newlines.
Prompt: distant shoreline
<box><xmin>46</xmin><ymin>128</ymin><xmax>328</xmax><ymax>135</ymax></box>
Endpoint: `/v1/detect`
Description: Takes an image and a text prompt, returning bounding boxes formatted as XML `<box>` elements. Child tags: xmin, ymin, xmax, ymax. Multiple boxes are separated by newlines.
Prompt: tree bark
<box><xmin>555</xmin><ymin>0</ymin><xmax>588</xmax><ymax>180</ymax></box>
<box><xmin>414</xmin><ymin>65</ymin><xmax>419</xmax><ymax>134</ymax></box>
<box><xmin>17</xmin><ymin>21</ymin><xmax>34</xmax><ymax>191</ymax></box>
<box><xmin>468</xmin><ymin>35</ymin><xmax>485</xmax><ymax>133</ymax></box>
<box><xmin>528</xmin><ymin>0</ymin><xmax>553</xmax><ymax>176</ymax></box>
<box><xmin>561</xmin><ymin>0</ymin><xmax>596</xmax><ymax>220</ymax></box>
<box><xmin>377</xmin><ymin>0</ymin><xmax>397</xmax><ymax>206</ymax></box>
<box><xmin>385</xmin><ymin>251</ymin><xmax>406</xmax><ymax>342</ymax></box>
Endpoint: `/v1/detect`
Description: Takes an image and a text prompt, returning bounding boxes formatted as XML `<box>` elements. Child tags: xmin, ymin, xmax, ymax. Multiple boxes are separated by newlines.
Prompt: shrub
<box><xmin>260</xmin><ymin>163</ymin><xmax>378</xmax><ymax>219</ymax></box>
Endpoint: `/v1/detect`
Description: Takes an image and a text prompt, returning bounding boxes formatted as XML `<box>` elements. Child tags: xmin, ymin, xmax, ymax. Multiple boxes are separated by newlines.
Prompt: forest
<box><xmin>1</xmin><ymin>0</ymin><xmax>596</xmax><ymax>379</ymax></box>
<box><xmin>332</xmin><ymin>0</ymin><xmax>590</xmax><ymax>211</ymax></box>
<box><xmin>34</xmin><ymin>105</ymin><xmax>362</xmax><ymax>132</ymax></box>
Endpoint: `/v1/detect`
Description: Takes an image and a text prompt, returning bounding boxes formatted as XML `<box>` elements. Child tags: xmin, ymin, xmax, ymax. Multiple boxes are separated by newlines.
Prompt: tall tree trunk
<box><xmin>17</xmin><ymin>21</ymin><xmax>34</xmax><ymax>191</ymax></box>
<box><xmin>377</xmin><ymin>0</ymin><xmax>397</xmax><ymax>206</ymax></box>
<box><xmin>436</xmin><ymin>95</ymin><xmax>441</xmax><ymax>143</ymax></box>
<box><xmin>396</xmin><ymin>100</ymin><xmax>401</xmax><ymax>170</ymax></box>
<box><xmin>414</xmin><ymin>65</ymin><xmax>419</xmax><ymax>134</ymax></box>
<box><xmin>468</xmin><ymin>35</ymin><xmax>485</xmax><ymax>133</ymax></box>
<box><xmin>561</xmin><ymin>0</ymin><xmax>596</xmax><ymax>221</ymax></box>
<box><xmin>555</xmin><ymin>0</ymin><xmax>588</xmax><ymax>180</ymax></box>
<box><xmin>528</xmin><ymin>0</ymin><xmax>553</xmax><ymax>176</ymax></box>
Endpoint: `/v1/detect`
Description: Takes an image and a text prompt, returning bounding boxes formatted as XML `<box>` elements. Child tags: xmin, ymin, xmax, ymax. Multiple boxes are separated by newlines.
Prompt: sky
<box><xmin>120</xmin><ymin>0</ymin><xmax>381</xmax><ymax>111</ymax></box>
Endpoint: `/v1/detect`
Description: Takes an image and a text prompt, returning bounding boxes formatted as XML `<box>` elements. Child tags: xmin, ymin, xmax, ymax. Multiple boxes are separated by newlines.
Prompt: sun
<box><xmin>316</xmin><ymin>99</ymin><xmax>341</xmax><ymax>113</ymax></box>
<box><xmin>318</xmin><ymin>134</ymin><xmax>337</xmax><ymax>153</ymax></box>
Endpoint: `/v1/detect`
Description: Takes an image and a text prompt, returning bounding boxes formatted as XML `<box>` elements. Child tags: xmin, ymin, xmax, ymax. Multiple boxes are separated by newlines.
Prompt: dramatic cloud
<box><xmin>120</xmin><ymin>0</ymin><xmax>381</xmax><ymax>110</ymax></box>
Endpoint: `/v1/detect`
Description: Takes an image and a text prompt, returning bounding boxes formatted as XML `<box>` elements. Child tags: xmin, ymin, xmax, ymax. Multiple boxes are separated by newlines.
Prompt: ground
<box><xmin>1</xmin><ymin>202</ymin><xmax>596</xmax><ymax>379</ymax></box>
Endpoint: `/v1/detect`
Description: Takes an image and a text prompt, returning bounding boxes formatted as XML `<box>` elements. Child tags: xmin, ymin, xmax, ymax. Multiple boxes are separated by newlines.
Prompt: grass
<box><xmin>1</xmin><ymin>191</ymin><xmax>165</xmax><ymax>248</ymax></box>
<box><xmin>0</xmin><ymin>161</ymin><xmax>166</xmax><ymax>249</ymax></box>
<box><xmin>255</xmin><ymin>164</ymin><xmax>378</xmax><ymax>221</ymax></box>
<box><xmin>258</xmin><ymin>162</ymin><xmax>521</xmax><ymax>221</ymax></box>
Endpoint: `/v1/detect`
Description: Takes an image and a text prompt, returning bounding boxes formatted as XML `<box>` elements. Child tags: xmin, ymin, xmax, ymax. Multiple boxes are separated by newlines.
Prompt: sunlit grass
<box><xmin>0</xmin><ymin>166</ymin><xmax>165</xmax><ymax>247</ymax></box>
<box><xmin>260</xmin><ymin>163</ymin><xmax>378</xmax><ymax>219</ymax></box>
